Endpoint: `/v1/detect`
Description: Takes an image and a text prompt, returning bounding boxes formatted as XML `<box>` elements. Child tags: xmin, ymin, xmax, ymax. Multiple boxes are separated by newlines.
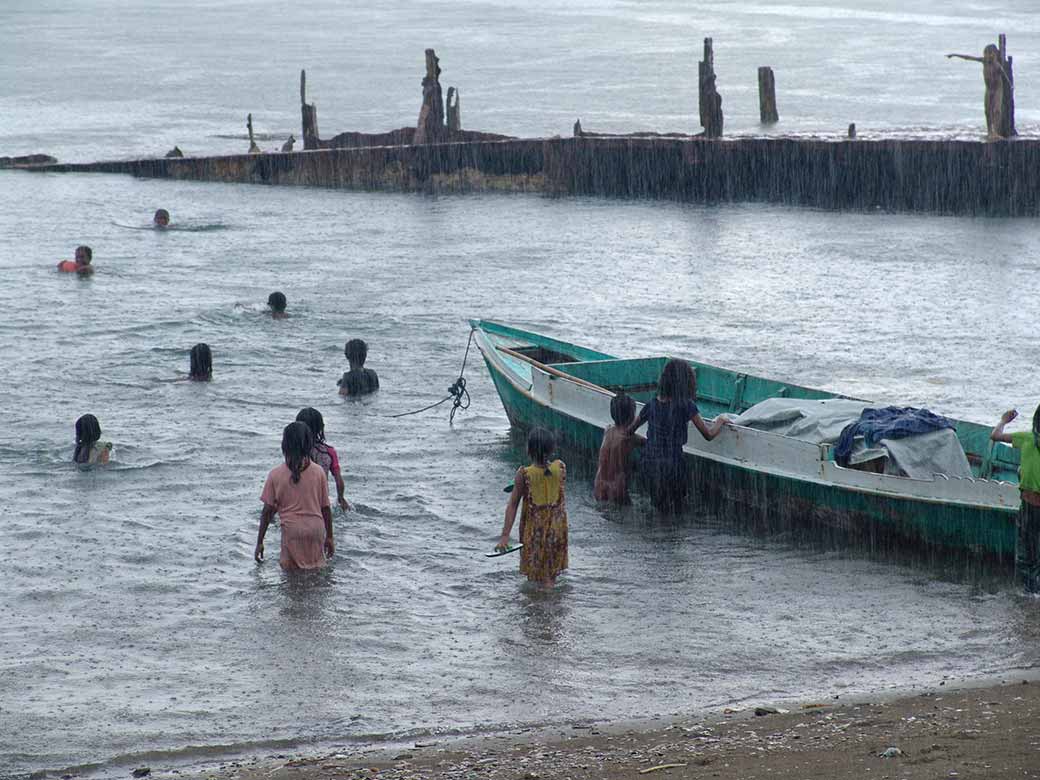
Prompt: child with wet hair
<box><xmin>189</xmin><ymin>343</ymin><xmax>212</xmax><ymax>381</ymax></box>
<box><xmin>626</xmin><ymin>358</ymin><xmax>727</xmax><ymax>513</ymax></box>
<box><xmin>593</xmin><ymin>392</ymin><xmax>640</xmax><ymax>505</ymax></box>
<box><xmin>497</xmin><ymin>427</ymin><xmax>569</xmax><ymax>586</ymax></box>
<box><xmin>57</xmin><ymin>245</ymin><xmax>94</xmax><ymax>275</ymax></box>
<box><xmin>153</xmin><ymin>209</ymin><xmax>170</xmax><ymax>228</ymax></box>
<box><xmin>256</xmin><ymin>421</ymin><xmax>334</xmax><ymax>570</ymax></box>
<box><xmin>337</xmin><ymin>338</ymin><xmax>379</xmax><ymax>396</ymax></box>
<box><xmin>267</xmin><ymin>291</ymin><xmax>288</xmax><ymax>319</ymax></box>
<box><xmin>295</xmin><ymin>407</ymin><xmax>351</xmax><ymax>512</ymax></box>
<box><xmin>992</xmin><ymin>405</ymin><xmax>1040</xmax><ymax>592</ymax></box>
<box><xmin>73</xmin><ymin>414</ymin><xmax>111</xmax><ymax>464</ymax></box>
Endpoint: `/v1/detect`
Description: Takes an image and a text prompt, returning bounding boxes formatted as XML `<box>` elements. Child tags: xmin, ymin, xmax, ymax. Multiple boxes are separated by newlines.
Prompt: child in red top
<box><xmin>594</xmin><ymin>393</ymin><xmax>640</xmax><ymax>504</ymax></box>
<box><xmin>295</xmin><ymin>407</ymin><xmax>350</xmax><ymax>512</ymax></box>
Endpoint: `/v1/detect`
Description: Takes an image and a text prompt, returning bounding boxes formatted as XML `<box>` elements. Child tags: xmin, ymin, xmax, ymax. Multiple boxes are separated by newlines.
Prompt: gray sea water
<box><xmin>3</xmin><ymin>1</ymin><xmax>1040</xmax><ymax>777</ymax></box>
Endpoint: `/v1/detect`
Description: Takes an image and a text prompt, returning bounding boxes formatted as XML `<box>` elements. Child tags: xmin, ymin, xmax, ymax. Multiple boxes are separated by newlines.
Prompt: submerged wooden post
<box><xmin>446</xmin><ymin>86</ymin><xmax>461</xmax><ymax>132</ymax></box>
<box><xmin>573</xmin><ymin>118</ymin><xmax>583</xmax><ymax>137</ymax></box>
<box><xmin>698</xmin><ymin>38</ymin><xmax>723</xmax><ymax>137</ymax></box>
<box><xmin>247</xmin><ymin>113</ymin><xmax>260</xmax><ymax>154</ymax></box>
<box><xmin>414</xmin><ymin>48</ymin><xmax>446</xmax><ymax>145</ymax></box>
<box><xmin>757</xmin><ymin>66</ymin><xmax>778</xmax><ymax>124</ymax></box>
<box><xmin>300</xmin><ymin>70</ymin><xmax>321</xmax><ymax>150</ymax></box>
<box><xmin>847</xmin><ymin>123</ymin><xmax>856</xmax><ymax>139</ymax></box>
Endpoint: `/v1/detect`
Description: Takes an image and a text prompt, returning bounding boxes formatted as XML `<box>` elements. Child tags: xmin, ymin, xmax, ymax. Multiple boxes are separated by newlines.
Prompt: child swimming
<box><xmin>992</xmin><ymin>406</ymin><xmax>1040</xmax><ymax>593</ymax></box>
<box><xmin>593</xmin><ymin>392</ymin><xmax>640</xmax><ymax>504</ymax></box>
<box><xmin>153</xmin><ymin>209</ymin><xmax>170</xmax><ymax>228</ymax></box>
<box><xmin>497</xmin><ymin>427</ymin><xmax>569</xmax><ymax>586</ymax></box>
<box><xmin>267</xmin><ymin>291</ymin><xmax>288</xmax><ymax>319</ymax></box>
<box><xmin>57</xmin><ymin>245</ymin><xmax>94</xmax><ymax>275</ymax></box>
<box><xmin>189</xmin><ymin>343</ymin><xmax>212</xmax><ymax>381</ymax></box>
<box><xmin>73</xmin><ymin>414</ymin><xmax>111</xmax><ymax>464</ymax></box>
<box><xmin>255</xmin><ymin>421</ymin><xmax>334</xmax><ymax>570</ymax></box>
<box><xmin>337</xmin><ymin>338</ymin><xmax>379</xmax><ymax>396</ymax></box>
<box><xmin>295</xmin><ymin>407</ymin><xmax>351</xmax><ymax>512</ymax></box>
<box><xmin>626</xmin><ymin>358</ymin><xmax>727</xmax><ymax>513</ymax></box>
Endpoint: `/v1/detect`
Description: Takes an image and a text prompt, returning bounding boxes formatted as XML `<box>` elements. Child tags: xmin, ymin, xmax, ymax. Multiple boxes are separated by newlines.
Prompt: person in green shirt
<box><xmin>992</xmin><ymin>406</ymin><xmax>1040</xmax><ymax>593</ymax></box>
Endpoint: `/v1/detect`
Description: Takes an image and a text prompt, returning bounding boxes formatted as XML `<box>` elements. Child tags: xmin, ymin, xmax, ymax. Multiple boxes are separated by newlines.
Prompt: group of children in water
<box><xmin>63</xmin><ymin>221</ymin><xmax>1040</xmax><ymax>590</ymax></box>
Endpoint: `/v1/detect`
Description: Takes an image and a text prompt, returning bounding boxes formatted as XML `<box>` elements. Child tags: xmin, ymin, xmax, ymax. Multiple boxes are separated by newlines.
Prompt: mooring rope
<box><xmin>391</xmin><ymin>328</ymin><xmax>475</xmax><ymax>423</ymax></box>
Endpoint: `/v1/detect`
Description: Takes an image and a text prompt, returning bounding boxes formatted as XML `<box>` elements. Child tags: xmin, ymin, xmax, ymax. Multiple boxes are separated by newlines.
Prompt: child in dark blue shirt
<box><xmin>627</xmin><ymin>359</ymin><xmax>726</xmax><ymax>512</ymax></box>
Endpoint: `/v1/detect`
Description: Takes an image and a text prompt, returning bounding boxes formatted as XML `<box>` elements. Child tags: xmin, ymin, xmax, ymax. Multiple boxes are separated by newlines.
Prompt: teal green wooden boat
<box><xmin>471</xmin><ymin>319</ymin><xmax>1021</xmax><ymax>558</ymax></box>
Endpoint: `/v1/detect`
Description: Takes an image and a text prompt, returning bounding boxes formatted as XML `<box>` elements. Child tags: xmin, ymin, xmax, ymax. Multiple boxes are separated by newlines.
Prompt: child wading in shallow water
<box><xmin>594</xmin><ymin>392</ymin><xmax>640</xmax><ymax>505</ymax></box>
<box><xmin>256</xmin><ymin>422</ymin><xmax>334</xmax><ymax>570</ymax></box>
<box><xmin>338</xmin><ymin>338</ymin><xmax>379</xmax><ymax>396</ymax></box>
<box><xmin>295</xmin><ymin>407</ymin><xmax>351</xmax><ymax>512</ymax></box>
<box><xmin>267</xmin><ymin>291</ymin><xmax>288</xmax><ymax>319</ymax></box>
<box><xmin>992</xmin><ymin>406</ymin><xmax>1040</xmax><ymax>593</ymax></box>
<box><xmin>73</xmin><ymin>414</ymin><xmax>111</xmax><ymax>464</ymax></box>
<box><xmin>626</xmin><ymin>358</ymin><xmax>727</xmax><ymax>513</ymax></box>
<box><xmin>497</xmin><ymin>427</ymin><xmax>568</xmax><ymax>586</ymax></box>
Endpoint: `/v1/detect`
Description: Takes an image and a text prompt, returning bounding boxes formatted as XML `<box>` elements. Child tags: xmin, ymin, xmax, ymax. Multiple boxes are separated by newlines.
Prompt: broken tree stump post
<box><xmin>998</xmin><ymin>34</ymin><xmax>1016</xmax><ymax>136</ymax></box>
<box><xmin>247</xmin><ymin>113</ymin><xmax>260</xmax><ymax>154</ymax></box>
<box><xmin>573</xmin><ymin>118</ymin><xmax>583</xmax><ymax>137</ymax></box>
<box><xmin>946</xmin><ymin>39</ymin><xmax>1013</xmax><ymax>139</ymax></box>
<box><xmin>848</xmin><ymin>123</ymin><xmax>856</xmax><ymax>139</ymax></box>
<box><xmin>446</xmin><ymin>86</ymin><xmax>461</xmax><ymax>132</ymax></box>
<box><xmin>300</xmin><ymin>69</ymin><xmax>321</xmax><ymax>150</ymax></box>
<box><xmin>698</xmin><ymin>38</ymin><xmax>723</xmax><ymax>137</ymax></box>
<box><xmin>758</xmin><ymin>66</ymin><xmax>779</xmax><ymax>124</ymax></box>
<box><xmin>414</xmin><ymin>48</ymin><xmax>445</xmax><ymax>145</ymax></box>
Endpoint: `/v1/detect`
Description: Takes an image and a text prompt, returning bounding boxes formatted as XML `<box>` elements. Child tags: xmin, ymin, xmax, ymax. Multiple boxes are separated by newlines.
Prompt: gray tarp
<box><xmin>726</xmin><ymin>398</ymin><xmax>972</xmax><ymax>480</ymax></box>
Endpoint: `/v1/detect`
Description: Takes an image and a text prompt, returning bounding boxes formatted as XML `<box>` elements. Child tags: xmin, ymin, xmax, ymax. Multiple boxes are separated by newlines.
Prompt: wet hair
<box><xmin>657</xmin><ymin>358</ymin><xmax>697</xmax><ymax>402</ymax></box>
<box><xmin>74</xmin><ymin>414</ymin><xmax>102</xmax><ymax>463</ymax></box>
<box><xmin>295</xmin><ymin>407</ymin><xmax>327</xmax><ymax>445</ymax></box>
<box><xmin>1033</xmin><ymin>404</ymin><xmax>1040</xmax><ymax>451</ymax></box>
<box><xmin>610</xmin><ymin>392</ymin><xmax>636</xmax><ymax>427</ymax></box>
<box><xmin>153</xmin><ymin>208</ymin><xmax>170</xmax><ymax>225</ymax></box>
<box><xmin>267</xmin><ymin>291</ymin><xmax>287</xmax><ymax>313</ymax></box>
<box><xmin>344</xmin><ymin>338</ymin><xmax>368</xmax><ymax>365</ymax></box>
<box><xmin>189</xmin><ymin>343</ymin><xmax>212</xmax><ymax>380</ymax></box>
<box><xmin>75</xmin><ymin>245</ymin><xmax>92</xmax><ymax>263</ymax></box>
<box><xmin>281</xmin><ymin>421</ymin><xmax>314</xmax><ymax>484</ymax></box>
<box><xmin>527</xmin><ymin>427</ymin><xmax>556</xmax><ymax>476</ymax></box>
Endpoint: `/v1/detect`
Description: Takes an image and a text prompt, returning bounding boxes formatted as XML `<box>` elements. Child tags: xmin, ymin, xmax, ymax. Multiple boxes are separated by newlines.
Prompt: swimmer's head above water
<box><xmin>153</xmin><ymin>209</ymin><xmax>170</xmax><ymax>228</ymax></box>
<box><xmin>268</xmin><ymin>291</ymin><xmax>288</xmax><ymax>318</ymax></box>
<box><xmin>189</xmin><ymin>342</ymin><xmax>212</xmax><ymax>381</ymax></box>
<box><xmin>344</xmin><ymin>338</ymin><xmax>368</xmax><ymax>368</ymax></box>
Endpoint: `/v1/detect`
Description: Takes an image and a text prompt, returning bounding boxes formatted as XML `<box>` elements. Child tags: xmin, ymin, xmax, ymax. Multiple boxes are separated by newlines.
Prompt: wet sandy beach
<box><xmin>178</xmin><ymin>677</ymin><xmax>1040</xmax><ymax>780</ymax></box>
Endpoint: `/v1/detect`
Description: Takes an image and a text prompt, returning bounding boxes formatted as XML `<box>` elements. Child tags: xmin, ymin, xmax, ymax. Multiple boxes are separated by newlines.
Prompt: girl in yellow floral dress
<box><xmin>497</xmin><ymin>427</ymin><xmax>569</xmax><ymax>586</ymax></box>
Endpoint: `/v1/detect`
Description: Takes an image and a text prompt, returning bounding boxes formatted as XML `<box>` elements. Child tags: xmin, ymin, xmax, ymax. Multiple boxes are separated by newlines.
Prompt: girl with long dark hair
<box><xmin>295</xmin><ymin>407</ymin><xmax>351</xmax><ymax>511</ymax></box>
<box><xmin>73</xmin><ymin>414</ymin><xmax>111</xmax><ymax>465</ymax></box>
<box><xmin>256</xmin><ymin>421</ymin><xmax>334</xmax><ymax>570</ymax></box>
<box><xmin>189</xmin><ymin>343</ymin><xmax>212</xmax><ymax>381</ymax></box>
<box><xmin>626</xmin><ymin>358</ymin><xmax>727</xmax><ymax>513</ymax></box>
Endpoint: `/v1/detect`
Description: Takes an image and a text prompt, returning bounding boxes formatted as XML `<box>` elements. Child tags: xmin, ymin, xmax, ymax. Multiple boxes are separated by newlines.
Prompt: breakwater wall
<box><xmin>24</xmin><ymin>136</ymin><xmax>1040</xmax><ymax>216</ymax></box>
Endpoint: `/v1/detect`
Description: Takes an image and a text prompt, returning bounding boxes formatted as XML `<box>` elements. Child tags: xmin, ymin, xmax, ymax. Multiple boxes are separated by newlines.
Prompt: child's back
<box><xmin>594</xmin><ymin>394</ymin><xmax>638</xmax><ymax>504</ymax></box>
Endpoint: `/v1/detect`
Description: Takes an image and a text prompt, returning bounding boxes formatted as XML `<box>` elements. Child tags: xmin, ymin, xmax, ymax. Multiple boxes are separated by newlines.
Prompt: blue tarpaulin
<box><xmin>834</xmin><ymin>406</ymin><xmax>956</xmax><ymax>467</ymax></box>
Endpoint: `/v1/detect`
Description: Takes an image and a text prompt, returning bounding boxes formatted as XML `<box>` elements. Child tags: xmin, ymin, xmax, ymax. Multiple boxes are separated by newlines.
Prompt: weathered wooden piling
<box><xmin>848</xmin><ymin>123</ymin><xmax>856</xmax><ymax>139</ymax></box>
<box><xmin>446</xmin><ymin>87</ymin><xmax>461</xmax><ymax>132</ymax></box>
<box><xmin>246</xmin><ymin>114</ymin><xmax>260</xmax><ymax>154</ymax></box>
<box><xmin>698</xmin><ymin>38</ymin><xmax>723</xmax><ymax>137</ymax></box>
<box><xmin>758</xmin><ymin>66</ymin><xmax>779</xmax><ymax>124</ymax></box>
<box><xmin>300</xmin><ymin>70</ymin><xmax>320</xmax><ymax>150</ymax></box>
<box><xmin>415</xmin><ymin>49</ymin><xmax>445</xmax><ymax>145</ymax></box>
<box><xmin>947</xmin><ymin>35</ymin><xmax>1016</xmax><ymax>139</ymax></box>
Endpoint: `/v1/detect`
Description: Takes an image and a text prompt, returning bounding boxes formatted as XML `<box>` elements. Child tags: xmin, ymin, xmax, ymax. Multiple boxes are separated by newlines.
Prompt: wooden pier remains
<box><xmin>21</xmin><ymin>135</ymin><xmax>1040</xmax><ymax>217</ymax></box>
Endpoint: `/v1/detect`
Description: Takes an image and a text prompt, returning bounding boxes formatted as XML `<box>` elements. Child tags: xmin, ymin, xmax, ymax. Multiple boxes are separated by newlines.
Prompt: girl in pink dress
<box><xmin>255</xmin><ymin>422</ymin><xmax>334</xmax><ymax>570</ymax></box>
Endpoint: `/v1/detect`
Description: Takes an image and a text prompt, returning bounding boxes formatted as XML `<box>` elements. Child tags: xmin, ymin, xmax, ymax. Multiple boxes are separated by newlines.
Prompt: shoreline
<box><xmin>149</xmin><ymin>672</ymin><xmax>1040</xmax><ymax>780</ymax></box>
